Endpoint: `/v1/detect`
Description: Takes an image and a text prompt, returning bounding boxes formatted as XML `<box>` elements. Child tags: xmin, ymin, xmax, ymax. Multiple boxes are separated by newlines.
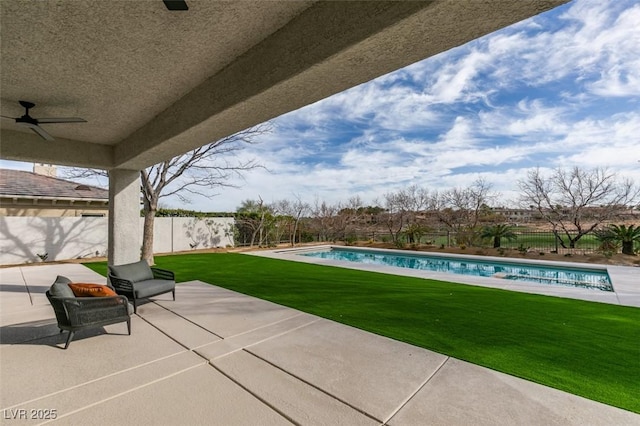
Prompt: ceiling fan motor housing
<box><xmin>16</xmin><ymin>100</ymin><xmax>38</xmax><ymax>125</ymax></box>
<box><xmin>16</xmin><ymin>114</ymin><xmax>38</xmax><ymax>126</ymax></box>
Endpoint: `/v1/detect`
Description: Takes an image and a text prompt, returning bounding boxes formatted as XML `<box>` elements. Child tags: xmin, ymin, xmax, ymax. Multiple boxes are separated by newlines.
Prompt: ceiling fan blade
<box><xmin>37</xmin><ymin>117</ymin><xmax>87</xmax><ymax>123</ymax></box>
<box><xmin>1</xmin><ymin>115</ymin><xmax>16</xmax><ymax>120</ymax></box>
<box><xmin>163</xmin><ymin>1</ymin><xmax>188</xmax><ymax>11</ymax></box>
<box><xmin>26</xmin><ymin>123</ymin><xmax>55</xmax><ymax>141</ymax></box>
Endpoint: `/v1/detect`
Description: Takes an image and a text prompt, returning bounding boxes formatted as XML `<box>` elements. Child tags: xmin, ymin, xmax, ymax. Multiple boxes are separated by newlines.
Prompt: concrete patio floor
<box><xmin>1</xmin><ymin>263</ymin><xmax>638</xmax><ymax>425</ymax></box>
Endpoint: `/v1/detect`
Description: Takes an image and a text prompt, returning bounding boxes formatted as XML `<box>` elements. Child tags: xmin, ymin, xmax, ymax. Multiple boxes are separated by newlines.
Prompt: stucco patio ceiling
<box><xmin>1</xmin><ymin>0</ymin><xmax>567</xmax><ymax>171</ymax></box>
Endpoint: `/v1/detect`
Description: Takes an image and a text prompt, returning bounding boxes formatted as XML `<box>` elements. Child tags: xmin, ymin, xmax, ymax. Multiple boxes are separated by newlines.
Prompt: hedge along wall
<box><xmin>0</xmin><ymin>216</ymin><xmax>234</xmax><ymax>265</ymax></box>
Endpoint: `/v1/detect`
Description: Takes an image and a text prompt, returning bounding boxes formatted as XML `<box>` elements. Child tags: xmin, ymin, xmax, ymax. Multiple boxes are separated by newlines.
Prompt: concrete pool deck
<box><xmin>1</xmin><ymin>262</ymin><xmax>639</xmax><ymax>425</ymax></box>
<box><xmin>248</xmin><ymin>245</ymin><xmax>640</xmax><ymax>308</ymax></box>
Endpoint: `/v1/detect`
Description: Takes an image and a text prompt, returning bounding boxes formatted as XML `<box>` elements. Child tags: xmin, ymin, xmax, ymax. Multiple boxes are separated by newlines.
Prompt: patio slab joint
<box><xmin>384</xmin><ymin>356</ymin><xmax>451</xmax><ymax>424</ymax></box>
<box><xmin>241</xmin><ymin>347</ymin><xmax>384</xmax><ymax>424</ymax></box>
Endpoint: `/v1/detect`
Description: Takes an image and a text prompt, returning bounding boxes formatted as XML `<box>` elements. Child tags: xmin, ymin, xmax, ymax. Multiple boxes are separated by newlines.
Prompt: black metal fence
<box><xmin>313</xmin><ymin>230</ymin><xmax>632</xmax><ymax>254</ymax></box>
<box><xmin>234</xmin><ymin>226</ymin><xmax>638</xmax><ymax>255</ymax></box>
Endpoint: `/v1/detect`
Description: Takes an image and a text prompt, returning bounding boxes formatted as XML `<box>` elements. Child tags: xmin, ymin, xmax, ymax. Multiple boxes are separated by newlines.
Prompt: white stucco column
<box><xmin>108</xmin><ymin>169</ymin><xmax>140</xmax><ymax>266</ymax></box>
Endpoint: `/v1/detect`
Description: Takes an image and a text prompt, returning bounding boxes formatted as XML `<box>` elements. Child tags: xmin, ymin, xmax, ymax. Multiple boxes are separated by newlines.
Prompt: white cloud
<box><xmin>424</xmin><ymin>49</ymin><xmax>494</xmax><ymax>104</ymax></box>
<box><xmin>588</xmin><ymin>63</ymin><xmax>640</xmax><ymax>97</ymax></box>
<box><xmin>434</xmin><ymin>116</ymin><xmax>478</xmax><ymax>149</ymax></box>
<box><xmin>477</xmin><ymin>99</ymin><xmax>570</xmax><ymax>138</ymax></box>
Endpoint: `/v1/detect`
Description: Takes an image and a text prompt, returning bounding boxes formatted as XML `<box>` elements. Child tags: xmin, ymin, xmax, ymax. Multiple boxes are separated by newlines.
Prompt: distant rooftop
<box><xmin>0</xmin><ymin>169</ymin><xmax>108</xmax><ymax>201</ymax></box>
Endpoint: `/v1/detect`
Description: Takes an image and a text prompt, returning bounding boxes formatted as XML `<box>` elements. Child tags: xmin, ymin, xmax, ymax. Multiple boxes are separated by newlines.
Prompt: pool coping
<box><xmin>246</xmin><ymin>245</ymin><xmax>640</xmax><ymax>308</ymax></box>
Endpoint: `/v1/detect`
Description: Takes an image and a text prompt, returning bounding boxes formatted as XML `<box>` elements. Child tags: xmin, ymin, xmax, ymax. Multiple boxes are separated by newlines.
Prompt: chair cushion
<box><xmin>109</xmin><ymin>260</ymin><xmax>153</xmax><ymax>283</ymax></box>
<box><xmin>50</xmin><ymin>275</ymin><xmax>75</xmax><ymax>298</ymax></box>
<box><xmin>133</xmin><ymin>279</ymin><xmax>175</xmax><ymax>299</ymax></box>
<box><xmin>69</xmin><ymin>283</ymin><xmax>117</xmax><ymax>297</ymax></box>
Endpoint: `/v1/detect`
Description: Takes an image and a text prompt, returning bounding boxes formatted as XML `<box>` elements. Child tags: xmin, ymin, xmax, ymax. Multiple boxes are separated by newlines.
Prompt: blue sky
<box><xmin>3</xmin><ymin>0</ymin><xmax>639</xmax><ymax>212</ymax></box>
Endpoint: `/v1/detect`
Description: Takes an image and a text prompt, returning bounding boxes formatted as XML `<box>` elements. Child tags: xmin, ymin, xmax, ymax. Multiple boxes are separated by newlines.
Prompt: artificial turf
<box><xmin>86</xmin><ymin>253</ymin><xmax>640</xmax><ymax>413</ymax></box>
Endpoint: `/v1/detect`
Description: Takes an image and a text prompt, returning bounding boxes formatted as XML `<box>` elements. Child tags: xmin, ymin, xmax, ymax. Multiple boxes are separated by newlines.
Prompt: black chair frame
<box><xmin>108</xmin><ymin>267</ymin><xmax>176</xmax><ymax>313</ymax></box>
<box><xmin>46</xmin><ymin>291</ymin><xmax>131</xmax><ymax>349</ymax></box>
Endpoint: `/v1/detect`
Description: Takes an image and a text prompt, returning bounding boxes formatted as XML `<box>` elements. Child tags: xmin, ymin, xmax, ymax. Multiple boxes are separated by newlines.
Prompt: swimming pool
<box><xmin>300</xmin><ymin>247</ymin><xmax>613</xmax><ymax>291</ymax></box>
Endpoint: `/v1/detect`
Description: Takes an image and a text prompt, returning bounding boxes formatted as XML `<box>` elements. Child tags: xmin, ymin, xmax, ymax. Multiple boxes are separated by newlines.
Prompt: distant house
<box><xmin>490</xmin><ymin>207</ymin><xmax>535</xmax><ymax>224</ymax></box>
<box><xmin>0</xmin><ymin>164</ymin><xmax>108</xmax><ymax>217</ymax></box>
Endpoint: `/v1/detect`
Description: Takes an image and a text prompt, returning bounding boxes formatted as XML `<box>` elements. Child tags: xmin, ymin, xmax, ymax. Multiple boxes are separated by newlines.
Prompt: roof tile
<box><xmin>0</xmin><ymin>169</ymin><xmax>109</xmax><ymax>200</ymax></box>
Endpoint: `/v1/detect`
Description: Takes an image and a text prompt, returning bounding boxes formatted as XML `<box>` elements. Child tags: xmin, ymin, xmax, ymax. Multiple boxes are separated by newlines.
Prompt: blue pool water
<box><xmin>301</xmin><ymin>248</ymin><xmax>613</xmax><ymax>291</ymax></box>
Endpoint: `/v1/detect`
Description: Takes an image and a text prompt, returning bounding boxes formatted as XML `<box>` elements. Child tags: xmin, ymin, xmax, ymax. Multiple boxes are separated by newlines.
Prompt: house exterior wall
<box><xmin>0</xmin><ymin>216</ymin><xmax>234</xmax><ymax>265</ymax></box>
<box><xmin>0</xmin><ymin>194</ymin><xmax>108</xmax><ymax>217</ymax></box>
<box><xmin>0</xmin><ymin>205</ymin><xmax>109</xmax><ymax>217</ymax></box>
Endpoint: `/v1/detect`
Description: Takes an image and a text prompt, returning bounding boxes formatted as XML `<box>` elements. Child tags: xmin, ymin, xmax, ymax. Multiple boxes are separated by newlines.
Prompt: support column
<box><xmin>108</xmin><ymin>169</ymin><xmax>140</xmax><ymax>266</ymax></box>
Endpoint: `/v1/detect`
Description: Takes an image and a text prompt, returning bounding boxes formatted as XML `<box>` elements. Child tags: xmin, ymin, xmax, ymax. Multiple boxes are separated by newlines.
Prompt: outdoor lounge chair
<box><xmin>46</xmin><ymin>275</ymin><xmax>132</xmax><ymax>349</ymax></box>
<box><xmin>108</xmin><ymin>260</ymin><xmax>176</xmax><ymax>313</ymax></box>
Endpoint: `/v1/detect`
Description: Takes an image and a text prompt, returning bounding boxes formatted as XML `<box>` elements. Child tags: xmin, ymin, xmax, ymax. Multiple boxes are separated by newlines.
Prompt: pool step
<box><xmin>503</xmin><ymin>273</ymin><xmax>611</xmax><ymax>290</ymax></box>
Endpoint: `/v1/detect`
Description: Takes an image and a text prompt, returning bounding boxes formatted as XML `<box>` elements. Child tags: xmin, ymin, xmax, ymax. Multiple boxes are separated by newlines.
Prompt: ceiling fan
<box><xmin>1</xmin><ymin>100</ymin><xmax>86</xmax><ymax>141</ymax></box>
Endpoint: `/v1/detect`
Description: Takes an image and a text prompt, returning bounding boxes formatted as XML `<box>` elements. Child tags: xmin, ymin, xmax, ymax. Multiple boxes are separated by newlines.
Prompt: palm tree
<box><xmin>593</xmin><ymin>227</ymin><xmax>619</xmax><ymax>254</ymax></box>
<box><xmin>481</xmin><ymin>224</ymin><xmax>517</xmax><ymax>248</ymax></box>
<box><xmin>404</xmin><ymin>223</ymin><xmax>430</xmax><ymax>245</ymax></box>
<box><xmin>606</xmin><ymin>224</ymin><xmax>640</xmax><ymax>255</ymax></box>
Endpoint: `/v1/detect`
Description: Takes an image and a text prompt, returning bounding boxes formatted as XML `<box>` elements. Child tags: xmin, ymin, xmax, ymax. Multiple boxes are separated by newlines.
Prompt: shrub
<box><xmin>300</xmin><ymin>232</ymin><xmax>315</xmax><ymax>243</ymax></box>
<box><xmin>345</xmin><ymin>235</ymin><xmax>358</xmax><ymax>246</ymax></box>
<box><xmin>481</xmin><ymin>224</ymin><xmax>517</xmax><ymax>248</ymax></box>
<box><xmin>606</xmin><ymin>225</ymin><xmax>640</xmax><ymax>256</ymax></box>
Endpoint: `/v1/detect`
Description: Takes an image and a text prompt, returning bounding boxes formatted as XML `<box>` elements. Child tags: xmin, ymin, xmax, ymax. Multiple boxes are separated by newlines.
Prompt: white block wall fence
<box><xmin>0</xmin><ymin>216</ymin><xmax>234</xmax><ymax>265</ymax></box>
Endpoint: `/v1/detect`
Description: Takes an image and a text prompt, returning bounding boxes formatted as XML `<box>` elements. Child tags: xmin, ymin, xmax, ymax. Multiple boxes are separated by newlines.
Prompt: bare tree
<box><xmin>381</xmin><ymin>190</ymin><xmax>412</xmax><ymax>243</ymax></box>
<box><xmin>273</xmin><ymin>195</ymin><xmax>310</xmax><ymax>246</ymax></box>
<box><xmin>334</xmin><ymin>196</ymin><xmax>366</xmax><ymax>242</ymax></box>
<box><xmin>63</xmin><ymin>123</ymin><xmax>270</xmax><ymax>264</ymax></box>
<box><xmin>400</xmin><ymin>185</ymin><xmax>430</xmax><ymax>244</ymax></box>
<box><xmin>236</xmin><ymin>196</ymin><xmax>273</xmax><ymax>247</ymax></box>
<box><xmin>308</xmin><ymin>197</ymin><xmax>339</xmax><ymax>242</ymax></box>
<box><xmin>518</xmin><ymin>167</ymin><xmax>639</xmax><ymax>248</ymax></box>
<box><xmin>430</xmin><ymin>178</ymin><xmax>497</xmax><ymax>246</ymax></box>
<box><xmin>269</xmin><ymin>199</ymin><xmax>292</xmax><ymax>245</ymax></box>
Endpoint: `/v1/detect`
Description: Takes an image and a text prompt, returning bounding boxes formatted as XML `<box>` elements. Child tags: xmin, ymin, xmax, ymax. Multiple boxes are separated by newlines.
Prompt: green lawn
<box><xmin>503</xmin><ymin>233</ymin><xmax>600</xmax><ymax>250</ymax></box>
<box><xmin>407</xmin><ymin>232</ymin><xmax>607</xmax><ymax>251</ymax></box>
<box><xmin>86</xmin><ymin>253</ymin><xmax>640</xmax><ymax>413</ymax></box>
